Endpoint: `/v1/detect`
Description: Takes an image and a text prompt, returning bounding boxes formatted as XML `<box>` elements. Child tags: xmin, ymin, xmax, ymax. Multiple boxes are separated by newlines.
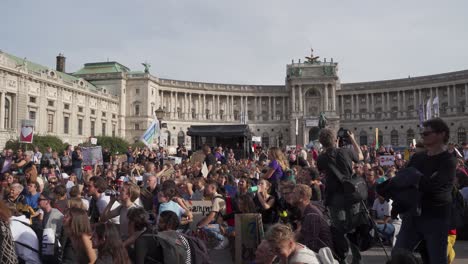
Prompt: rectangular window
<box><xmin>63</xmin><ymin>116</ymin><xmax>69</xmax><ymax>134</ymax></box>
<box><xmin>102</xmin><ymin>123</ymin><xmax>106</xmax><ymax>136</ymax></box>
<box><xmin>78</xmin><ymin>107</ymin><xmax>83</xmax><ymax>113</ymax></box>
<box><xmin>135</xmin><ymin>123</ymin><xmax>140</xmax><ymax>130</ymax></box>
<box><xmin>29</xmin><ymin>97</ymin><xmax>36</xmax><ymax>103</ymax></box>
<box><xmin>91</xmin><ymin>109</ymin><xmax>96</xmax><ymax>115</ymax></box>
<box><xmin>78</xmin><ymin>119</ymin><xmax>83</xmax><ymax>135</ymax></box>
<box><xmin>47</xmin><ymin>114</ymin><xmax>54</xmax><ymax>132</ymax></box>
<box><xmin>29</xmin><ymin>111</ymin><xmax>36</xmax><ymax>120</ymax></box>
<box><xmin>102</xmin><ymin>112</ymin><xmax>106</xmax><ymax>117</ymax></box>
<box><xmin>64</xmin><ymin>104</ymin><xmax>70</xmax><ymax>110</ymax></box>
<box><xmin>112</xmin><ymin>124</ymin><xmax>116</xmax><ymax>137</ymax></box>
<box><xmin>112</xmin><ymin>114</ymin><xmax>116</xmax><ymax>119</ymax></box>
<box><xmin>90</xmin><ymin>121</ymin><xmax>95</xmax><ymax>136</ymax></box>
<box><xmin>136</xmin><ymin>88</ymin><xmax>140</xmax><ymax>95</ymax></box>
<box><xmin>48</xmin><ymin>100</ymin><xmax>54</xmax><ymax>107</ymax></box>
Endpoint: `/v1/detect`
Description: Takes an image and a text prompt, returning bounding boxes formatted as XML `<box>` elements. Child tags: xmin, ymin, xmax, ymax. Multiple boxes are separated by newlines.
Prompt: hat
<box><xmin>84</xmin><ymin>165</ymin><xmax>93</xmax><ymax>171</ymax></box>
<box><xmin>61</xmin><ymin>173</ymin><xmax>70</xmax><ymax>180</ymax></box>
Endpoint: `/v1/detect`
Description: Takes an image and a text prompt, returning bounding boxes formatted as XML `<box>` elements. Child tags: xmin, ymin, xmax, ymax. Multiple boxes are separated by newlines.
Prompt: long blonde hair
<box><xmin>269</xmin><ymin>147</ymin><xmax>288</xmax><ymax>171</ymax></box>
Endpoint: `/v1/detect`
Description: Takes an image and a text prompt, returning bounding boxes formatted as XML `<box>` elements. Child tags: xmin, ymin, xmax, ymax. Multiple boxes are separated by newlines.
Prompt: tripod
<box><xmin>359</xmin><ymin>200</ymin><xmax>391</xmax><ymax>261</ymax></box>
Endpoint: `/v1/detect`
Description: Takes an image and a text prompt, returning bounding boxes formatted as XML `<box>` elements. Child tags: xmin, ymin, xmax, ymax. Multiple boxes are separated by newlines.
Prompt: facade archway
<box><xmin>262</xmin><ymin>132</ymin><xmax>269</xmax><ymax>148</ymax></box>
<box><xmin>391</xmin><ymin>130</ymin><xmax>399</xmax><ymax>146</ymax></box>
<box><xmin>359</xmin><ymin>131</ymin><xmax>368</xmax><ymax>146</ymax></box>
<box><xmin>304</xmin><ymin>88</ymin><xmax>322</xmax><ymax>116</ymax></box>
<box><xmin>177</xmin><ymin>131</ymin><xmax>185</xmax><ymax>146</ymax></box>
<box><xmin>406</xmin><ymin>129</ymin><xmax>415</xmax><ymax>146</ymax></box>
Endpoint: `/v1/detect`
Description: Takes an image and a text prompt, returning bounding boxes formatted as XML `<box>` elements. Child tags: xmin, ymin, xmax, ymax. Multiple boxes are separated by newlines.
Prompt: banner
<box><xmin>379</xmin><ymin>155</ymin><xmax>395</xmax><ymax>166</ymax></box>
<box><xmin>235</xmin><ymin>214</ymin><xmax>264</xmax><ymax>264</ymax></box>
<box><xmin>186</xmin><ymin>200</ymin><xmax>213</xmax><ymax>230</ymax></box>
<box><xmin>418</xmin><ymin>103</ymin><xmax>425</xmax><ymax>127</ymax></box>
<box><xmin>20</xmin><ymin>119</ymin><xmax>35</xmax><ymax>143</ymax></box>
<box><xmin>82</xmin><ymin>146</ymin><xmax>103</xmax><ymax>165</ymax></box>
<box><xmin>295</xmin><ymin>118</ymin><xmax>299</xmax><ymax>136</ymax></box>
<box><xmin>432</xmin><ymin>96</ymin><xmax>439</xmax><ymax>117</ymax></box>
<box><xmin>140</xmin><ymin>119</ymin><xmax>160</xmax><ymax>148</ymax></box>
<box><xmin>426</xmin><ymin>97</ymin><xmax>432</xmax><ymax>120</ymax></box>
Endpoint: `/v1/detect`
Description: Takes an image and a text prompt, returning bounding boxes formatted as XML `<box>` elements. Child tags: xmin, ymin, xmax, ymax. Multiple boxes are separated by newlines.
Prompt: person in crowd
<box><xmin>291</xmin><ymin>184</ymin><xmax>334</xmax><ymax>253</ymax></box>
<box><xmin>25</xmin><ymin>180</ymin><xmax>40</xmax><ymax>210</ymax></box>
<box><xmin>7</xmin><ymin>183</ymin><xmax>26</xmax><ymax>206</ymax></box>
<box><xmin>197</xmin><ymin>180</ymin><xmax>229</xmax><ymax>250</ymax></box>
<box><xmin>53</xmin><ymin>184</ymin><xmax>68</xmax><ymax>213</ymax></box>
<box><xmin>9</xmin><ymin>205</ymin><xmax>41</xmax><ymax>264</ymax></box>
<box><xmin>92</xmin><ymin>222</ymin><xmax>130</xmax><ymax>264</ymax></box>
<box><xmin>316</xmin><ymin>128</ymin><xmax>364</xmax><ymax>264</ymax></box>
<box><xmin>33</xmin><ymin>146</ymin><xmax>42</xmax><ymax>167</ymax></box>
<box><xmin>157</xmin><ymin>187</ymin><xmax>186</xmax><ymax>221</ymax></box>
<box><xmin>371</xmin><ymin>195</ymin><xmax>395</xmax><ymax>243</ymax></box>
<box><xmin>393</xmin><ymin>118</ymin><xmax>457</xmax><ymax>263</ymax></box>
<box><xmin>71</xmin><ymin>146</ymin><xmax>83</xmax><ymax>183</ymax></box>
<box><xmin>38</xmin><ymin>192</ymin><xmax>64</xmax><ymax>236</ymax></box>
<box><xmin>265</xmin><ymin>223</ymin><xmax>320</xmax><ymax>264</ymax></box>
<box><xmin>140</xmin><ymin>174</ymin><xmax>159</xmax><ymax>212</ymax></box>
<box><xmin>263</xmin><ymin>147</ymin><xmax>289</xmax><ymax>196</ymax></box>
<box><xmin>203</xmin><ymin>144</ymin><xmax>217</xmax><ymax>173</ymax></box>
<box><xmin>0</xmin><ymin>149</ymin><xmax>14</xmax><ymax>175</ymax></box>
<box><xmin>61</xmin><ymin>149</ymin><xmax>73</xmax><ymax>174</ymax></box>
<box><xmin>69</xmin><ymin>185</ymin><xmax>89</xmax><ymax>210</ymax></box>
<box><xmin>101</xmin><ymin>182</ymin><xmax>141</xmax><ymax>239</ymax></box>
<box><xmin>63</xmin><ymin>207</ymin><xmax>97</xmax><ymax>264</ymax></box>
<box><xmin>289</xmin><ymin>153</ymin><xmax>309</xmax><ymax>168</ymax></box>
<box><xmin>0</xmin><ymin>200</ymin><xmax>18</xmax><ymax>264</ymax></box>
<box><xmin>87</xmin><ymin>176</ymin><xmax>119</xmax><ymax>224</ymax></box>
<box><xmin>189</xmin><ymin>177</ymin><xmax>206</xmax><ymax>200</ymax></box>
<box><xmin>254</xmin><ymin>179</ymin><xmax>276</xmax><ymax>228</ymax></box>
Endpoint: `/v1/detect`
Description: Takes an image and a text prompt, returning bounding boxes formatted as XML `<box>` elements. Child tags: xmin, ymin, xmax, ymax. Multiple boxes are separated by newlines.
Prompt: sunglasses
<box><xmin>420</xmin><ymin>131</ymin><xmax>436</xmax><ymax>137</ymax></box>
<box><xmin>49</xmin><ymin>182</ymin><xmax>58</xmax><ymax>185</ymax></box>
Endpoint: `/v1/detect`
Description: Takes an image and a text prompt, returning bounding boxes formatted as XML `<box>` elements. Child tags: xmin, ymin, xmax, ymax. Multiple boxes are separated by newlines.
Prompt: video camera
<box><xmin>337</xmin><ymin>128</ymin><xmax>351</xmax><ymax>147</ymax></box>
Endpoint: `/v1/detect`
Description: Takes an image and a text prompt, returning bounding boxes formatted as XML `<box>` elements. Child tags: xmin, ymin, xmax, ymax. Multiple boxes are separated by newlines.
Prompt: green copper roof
<box><xmin>73</xmin><ymin>61</ymin><xmax>130</xmax><ymax>75</ymax></box>
<box><xmin>3</xmin><ymin>52</ymin><xmax>98</xmax><ymax>91</ymax></box>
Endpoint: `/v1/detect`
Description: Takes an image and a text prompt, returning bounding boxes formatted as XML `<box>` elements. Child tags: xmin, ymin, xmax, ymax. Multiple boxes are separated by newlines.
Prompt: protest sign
<box><xmin>235</xmin><ymin>214</ymin><xmax>264</xmax><ymax>264</ymax></box>
<box><xmin>379</xmin><ymin>155</ymin><xmax>395</xmax><ymax>166</ymax></box>
<box><xmin>82</xmin><ymin>146</ymin><xmax>103</xmax><ymax>165</ymax></box>
<box><xmin>19</xmin><ymin>119</ymin><xmax>35</xmax><ymax>143</ymax></box>
<box><xmin>201</xmin><ymin>162</ymin><xmax>209</xmax><ymax>178</ymax></box>
<box><xmin>190</xmin><ymin>151</ymin><xmax>205</xmax><ymax>165</ymax></box>
<box><xmin>185</xmin><ymin>200</ymin><xmax>213</xmax><ymax>230</ymax></box>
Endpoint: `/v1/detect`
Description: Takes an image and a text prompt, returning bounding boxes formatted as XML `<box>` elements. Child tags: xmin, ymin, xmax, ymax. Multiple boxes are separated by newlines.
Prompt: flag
<box><xmin>140</xmin><ymin>119</ymin><xmax>160</xmax><ymax>148</ymax></box>
<box><xmin>426</xmin><ymin>97</ymin><xmax>432</xmax><ymax>120</ymax></box>
<box><xmin>418</xmin><ymin>103</ymin><xmax>425</xmax><ymax>127</ymax></box>
<box><xmin>432</xmin><ymin>96</ymin><xmax>439</xmax><ymax>117</ymax></box>
<box><xmin>375</xmin><ymin>128</ymin><xmax>379</xmax><ymax>149</ymax></box>
<box><xmin>295</xmin><ymin>118</ymin><xmax>299</xmax><ymax>136</ymax></box>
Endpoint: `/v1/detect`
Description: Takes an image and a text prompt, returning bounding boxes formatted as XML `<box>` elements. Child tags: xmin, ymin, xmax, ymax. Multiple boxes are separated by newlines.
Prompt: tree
<box><xmin>94</xmin><ymin>136</ymin><xmax>129</xmax><ymax>154</ymax></box>
<box><xmin>4</xmin><ymin>135</ymin><xmax>66</xmax><ymax>153</ymax></box>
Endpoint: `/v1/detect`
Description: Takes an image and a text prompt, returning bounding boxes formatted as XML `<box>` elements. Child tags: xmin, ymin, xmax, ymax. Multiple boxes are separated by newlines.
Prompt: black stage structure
<box><xmin>187</xmin><ymin>125</ymin><xmax>252</xmax><ymax>159</ymax></box>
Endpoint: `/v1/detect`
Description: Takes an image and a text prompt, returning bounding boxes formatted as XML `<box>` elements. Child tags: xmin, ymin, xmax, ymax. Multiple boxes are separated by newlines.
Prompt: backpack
<box><xmin>155</xmin><ymin>230</ymin><xmax>188</xmax><ymax>264</ymax></box>
<box><xmin>181</xmin><ymin>233</ymin><xmax>213</xmax><ymax>264</ymax></box>
<box><xmin>450</xmin><ymin>186</ymin><xmax>467</xmax><ymax>229</ymax></box>
<box><xmin>327</xmin><ymin>151</ymin><xmax>368</xmax><ymax>206</ymax></box>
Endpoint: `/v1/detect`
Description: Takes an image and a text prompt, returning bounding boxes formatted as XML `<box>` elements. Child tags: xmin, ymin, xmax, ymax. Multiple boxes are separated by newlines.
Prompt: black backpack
<box><xmin>450</xmin><ymin>186</ymin><xmax>467</xmax><ymax>229</ymax></box>
<box><xmin>181</xmin><ymin>233</ymin><xmax>213</xmax><ymax>264</ymax></box>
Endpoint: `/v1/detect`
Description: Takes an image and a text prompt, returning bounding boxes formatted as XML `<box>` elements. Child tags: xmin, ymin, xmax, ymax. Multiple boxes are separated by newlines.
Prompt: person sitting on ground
<box><xmin>371</xmin><ymin>195</ymin><xmax>395</xmax><ymax>243</ymax></box>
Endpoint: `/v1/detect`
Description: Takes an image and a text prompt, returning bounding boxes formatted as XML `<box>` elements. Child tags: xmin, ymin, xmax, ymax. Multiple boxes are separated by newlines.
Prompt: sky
<box><xmin>1</xmin><ymin>0</ymin><xmax>468</xmax><ymax>85</ymax></box>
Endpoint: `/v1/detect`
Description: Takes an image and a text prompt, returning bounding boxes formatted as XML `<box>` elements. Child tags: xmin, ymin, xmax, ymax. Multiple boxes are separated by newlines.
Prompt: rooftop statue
<box><xmin>142</xmin><ymin>62</ymin><xmax>151</xmax><ymax>73</ymax></box>
<box><xmin>305</xmin><ymin>48</ymin><xmax>320</xmax><ymax>64</ymax></box>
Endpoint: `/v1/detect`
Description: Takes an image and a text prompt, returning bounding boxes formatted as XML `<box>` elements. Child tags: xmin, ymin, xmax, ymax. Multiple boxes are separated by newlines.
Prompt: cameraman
<box><xmin>316</xmin><ymin>128</ymin><xmax>363</xmax><ymax>264</ymax></box>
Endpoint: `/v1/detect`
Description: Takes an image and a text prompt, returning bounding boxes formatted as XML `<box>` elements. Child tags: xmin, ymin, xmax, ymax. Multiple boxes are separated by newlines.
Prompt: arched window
<box><xmin>407</xmin><ymin>129</ymin><xmax>415</xmax><ymax>147</ymax></box>
<box><xmin>378</xmin><ymin>130</ymin><xmax>383</xmax><ymax>146</ymax></box>
<box><xmin>219</xmin><ymin>110</ymin><xmax>224</xmax><ymax>120</ymax></box>
<box><xmin>177</xmin><ymin>107</ymin><xmax>181</xmax><ymax>119</ymax></box>
<box><xmin>177</xmin><ymin>131</ymin><xmax>185</xmax><ymax>146</ymax></box>
<box><xmin>276</xmin><ymin>111</ymin><xmax>282</xmax><ymax>121</ymax></box>
<box><xmin>233</xmin><ymin>110</ymin><xmax>239</xmax><ymax>121</ymax></box>
<box><xmin>205</xmin><ymin>109</ymin><xmax>210</xmax><ymax>120</ymax></box>
<box><xmin>458</xmin><ymin>127</ymin><xmax>466</xmax><ymax>144</ymax></box>
<box><xmin>191</xmin><ymin>108</ymin><xmax>196</xmax><ymax>119</ymax></box>
<box><xmin>375</xmin><ymin>107</ymin><xmax>382</xmax><ymax>119</ymax></box>
<box><xmin>163</xmin><ymin>131</ymin><xmax>171</xmax><ymax>147</ymax></box>
<box><xmin>262</xmin><ymin>132</ymin><xmax>269</xmax><ymax>148</ymax></box>
<box><xmin>359</xmin><ymin>131</ymin><xmax>368</xmax><ymax>146</ymax></box>
<box><xmin>278</xmin><ymin>133</ymin><xmax>284</xmax><ymax>147</ymax></box>
<box><xmin>261</xmin><ymin>111</ymin><xmax>268</xmax><ymax>121</ymax></box>
<box><xmin>4</xmin><ymin>98</ymin><xmax>10</xmax><ymax>129</ymax></box>
<box><xmin>247</xmin><ymin>111</ymin><xmax>253</xmax><ymax>121</ymax></box>
<box><xmin>391</xmin><ymin>130</ymin><xmax>399</xmax><ymax>147</ymax></box>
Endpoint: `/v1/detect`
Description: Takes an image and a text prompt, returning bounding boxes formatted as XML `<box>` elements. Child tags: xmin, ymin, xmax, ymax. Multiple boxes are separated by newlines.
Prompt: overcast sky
<box><xmin>2</xmin><ymin>0</ymin><xmax>467</xmax><ymax>85</ymax></box>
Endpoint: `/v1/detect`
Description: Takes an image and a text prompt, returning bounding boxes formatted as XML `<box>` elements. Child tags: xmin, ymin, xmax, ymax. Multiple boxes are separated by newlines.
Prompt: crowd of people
<box><xmin>0</xmin><ymin>117</ymin><xmax>467</xmax><ymax>264</ymax></box>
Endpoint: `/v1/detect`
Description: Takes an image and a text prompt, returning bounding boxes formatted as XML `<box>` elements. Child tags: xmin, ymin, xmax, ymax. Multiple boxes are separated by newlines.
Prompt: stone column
<box><xmin>453</xmin><ymin>85</ymin><xmax>458</xmax><ymax>113</ymax></box>
<box><xmin>447</xmin><ymin>86</ymin><xmax>451</xmax><ymax>112</ymax></box>
<box><xmin>273</xmin><ymin>97</ymin><xmax>276</xmax><ymax>120</ymax></box>
<box><xmin>291</xmin><ymin>85</ymin><xmax>296</xmax><ymax>113</ymax></box>
<box><xmin>465</xmin><ymin>84</ymin><xmax>468</xmax><ymax>113</ymax></box>
<box><xmin>245</xmin><ymin>96</ymin><xmax>249</xmax><ymax>122</ymax></box>
<box><xmin>351</xmin><ymin>94</ymin><xmax>355</xmax><ymax>115</ymax></box>
<box><xmin>259</xmin><ymin>97</ymin><xmax>263</xmax><ymax>121</ymax></box>
<box><xmin>282</xmin><ymin>96</ymin><xmax>286</xmax><ymax>120</ymax></box>
<box><xmin>331</xmin><ymin>85</ymin><xmax>336</xmax><ymax>111</ymax></box>
<box><xmin>217</xmin><ymin>95</ymin><xmax>220</xmax><ymax>120</ymax></box>
<box><xmin>0</xmin><ymin>92</ymin><xmax>4</xmax><ymax>130</ymax></box>
<box><xmin>413</xmin><ymin>90</ymin><xmax>417</xmax><ymax>108</ymax></box>
<box><xmin>231</xmin><ymin>95</ymin><xmax>234</xmax><ymax>121</ymax></box>
<box><xmin>203</xmin><ymin>94</ymin><xmax>206</xmax><ymax>120</ymax></box>
<box><xmin>340</xmin><ymin>95</ymin><xmax>344</xmax><ymax>116</ymax></box>
<box><xmin>299</xmin><ymin>85</ymin><xmax>303</xmax><ymax>113</ymax></box>
<box><xmin>324</xmin><ymin>84</ymin><xmax>329</xmax><ymax>112</ymax></box>
<box><xmin>175</xmin><ymin>92</ymin><xmax>179</xmax><ymax>119</ymax></box>
<box><xmin>402</xmin><ymin>91</ymin><xmax>406</xmax><ymax>117</ymax></box>
<box><xmin>366</xmin><ymin>94</ymin><xmax>370</xmax><ymax>112</ymax></box>
<box><xmin>268</xmin><ymin>96</ymin><xmax>272</xmax><ymax>121</ymax></box>
<box><xmin>370</xmin><ymin>93</ymin><xmax>375</xmax><ymax>118</ymax></box>
<box><xmin>197</xmin><ymin>94</ymin><xmax>201</xmax><ymax>119</ymax></box>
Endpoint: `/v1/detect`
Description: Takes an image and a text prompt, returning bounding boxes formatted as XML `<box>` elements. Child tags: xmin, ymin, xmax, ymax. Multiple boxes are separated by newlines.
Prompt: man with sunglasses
<box><xmin>37</xmin><ymin>192</ymin><xmax>64</xmax><ymax>237</ymax></box>
<box><xmin>392</xmin><ymin>118</ymin><xmax>456</xmax><ymax>264</ymax></box>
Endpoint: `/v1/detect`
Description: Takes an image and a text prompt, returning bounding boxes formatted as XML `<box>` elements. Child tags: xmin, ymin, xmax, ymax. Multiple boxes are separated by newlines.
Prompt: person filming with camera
<box><xmin>316</xmin><ymin>128</ymin><xmax>364</xmax><ymax>264</ymax></box>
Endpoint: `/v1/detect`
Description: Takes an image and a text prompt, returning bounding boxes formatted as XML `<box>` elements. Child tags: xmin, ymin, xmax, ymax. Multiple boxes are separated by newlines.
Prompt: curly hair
<box><xmin>127</xmin><ymin>207</ymin><xmax>149</xmax><ymax>231</ymax></box>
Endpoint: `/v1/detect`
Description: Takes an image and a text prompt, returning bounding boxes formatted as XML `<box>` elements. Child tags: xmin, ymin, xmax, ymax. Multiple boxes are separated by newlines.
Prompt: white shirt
<box><xmin>10</xmin><ymin>215</ymin><xmax>41</xmax><ymax>264</ymax></box>
<box><xmin>372</xmin><ymin>198</ymin><xmax>392</xmax><ymax>220</ymax></box>
<box><xmin>97</xmin><ymin>194</ymin><xmax>120</xmax><ymax>224</ymax></box>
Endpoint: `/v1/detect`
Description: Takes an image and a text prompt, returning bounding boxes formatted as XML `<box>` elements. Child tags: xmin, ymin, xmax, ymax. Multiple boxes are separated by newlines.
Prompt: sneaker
<box><xmin>214</xmin><ymin>237</ymin><xmax>229</xmax><ymax>250</ymax></box>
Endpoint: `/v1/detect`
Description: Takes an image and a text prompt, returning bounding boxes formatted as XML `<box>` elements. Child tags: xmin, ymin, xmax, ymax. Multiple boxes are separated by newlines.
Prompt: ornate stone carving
<box><xmin>89</xmin><ymin>98</ymin><xmax>97</xmax><ymax>107</ymax></box>
<box><xmin>77</xmin><ymin>94</ymin><xmax>85</xmax><ymax>104</ymax></box>
<box><xmin>27</xmin><ymin>81</ymin><xmax>40</xmax><ymax>94</ymax></box>
<box><xmin>62</xmin><ymin>90</ymin><xmax>72</xmax><ymax>102</ymax></box>
<box><xmin>47</xmin><ymin>86</ymin><xmax>57</xmax><ymax>98</ymax></box>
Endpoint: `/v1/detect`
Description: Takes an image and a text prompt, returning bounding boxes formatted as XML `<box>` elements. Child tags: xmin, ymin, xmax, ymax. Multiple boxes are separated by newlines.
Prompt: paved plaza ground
<box><xmin>209</xmin><ymin>240</ymin><xmax>468</xmax><ymax>263</ymax></box>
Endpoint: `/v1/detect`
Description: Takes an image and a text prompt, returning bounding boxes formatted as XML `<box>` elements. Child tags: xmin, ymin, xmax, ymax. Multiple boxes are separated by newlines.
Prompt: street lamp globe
<box><xmin>155</xmin><ymin>107</ymin><xmax>165</xmax><ymax>120</ymax></box>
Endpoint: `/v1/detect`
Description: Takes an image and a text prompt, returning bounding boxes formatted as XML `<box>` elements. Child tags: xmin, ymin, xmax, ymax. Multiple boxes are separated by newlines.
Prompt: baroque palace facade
<box><xmin>0</xmin><ymin>49</ymin><xmax>467</xmax><ymax>149</ymax></box>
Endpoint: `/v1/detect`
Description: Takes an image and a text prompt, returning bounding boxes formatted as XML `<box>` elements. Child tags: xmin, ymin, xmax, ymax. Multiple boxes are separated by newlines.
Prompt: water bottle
<box><xmin>248</xmin><ymin>186</ymin><xmax>258</xmax><ymax>193</ymax></box>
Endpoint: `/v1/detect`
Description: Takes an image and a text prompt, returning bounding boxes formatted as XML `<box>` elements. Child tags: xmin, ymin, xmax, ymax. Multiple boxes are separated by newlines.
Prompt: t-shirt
<box><xmin>211</xmin><ymin>193</ymin><xmax>226</xmax><ymax>216</ymax></box>
<box><xmin>288</xmin><ymin>244</ymin><xmax>320</xmax><ymax>264</ymax></box>
<box><xmin>205</xmin><ymin>153</ymin><xmax>217</xmax><ymax>168</ymax></box>
<box><xmin>71</xmin><ymin>151</ymin><xmax>82</xmax><ymax>169</ymax></box>
<box><xmin>268</xmin><ymin>159</ymin><xmax>284</xmax><ymax>181</ymax></box>
<box><xmin>372</xmin><ymin>199</ymin><xmax>392</xmax><ymax>220</ymax></box>
<box><xmin>158</xmin><ymin>200</ymin><xmax>186</xmax><ymax>220</ymax></box>
<box><xmin>25</xmin><ymin>192</ymin><xmax>40</xmax><ymax>209</ymax></box>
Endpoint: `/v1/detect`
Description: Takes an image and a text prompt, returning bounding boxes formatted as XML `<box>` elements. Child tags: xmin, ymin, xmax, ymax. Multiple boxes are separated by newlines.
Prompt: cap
<box><xmin>84</xmin><ymin>165</ymin><xmax>93</xmax><ymax>171</ymax></box>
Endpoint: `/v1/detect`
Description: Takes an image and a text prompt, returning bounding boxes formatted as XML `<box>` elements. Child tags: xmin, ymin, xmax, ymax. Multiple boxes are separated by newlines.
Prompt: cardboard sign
<box><xmin>190</xmin><ymin>151</ymin><xmax>206</xmax><ymax>165</ymax></box>
<box><xmin>201</xmin><ymin>162</ymin><xmax>209</xmax><ymax>178</ymax></box>
<box><xmin>379</xmin><ymin>155</ymin><xmax>395</xmax><ymax>166</ymax></box>
<box><xmin>19</xmin><ymin>119</ymin><xmax>35</xmax><ymax>143</ymax></box>
<box><xmin>90</xmin><ymin>137</ymin><xmax>98</xmax><ymax>145</ymax></box>
<box><xmin>235</xmin><ymin>214</ymin><xmax>264</xmax><ymax>264</ymax></box>
<box><xmin>82</xmin><ymin>146</ymin><xmax>103</xmax><ymax>165</ymax></box>
<box><xmin>185</xmin><ymin>200</ymin><xmax>213</xmax><ymax>230</ymax></box>
<box><xmin>164</xmin><ymin>156</ymin><xmax>182</xmax><ymax>165</ymax></box>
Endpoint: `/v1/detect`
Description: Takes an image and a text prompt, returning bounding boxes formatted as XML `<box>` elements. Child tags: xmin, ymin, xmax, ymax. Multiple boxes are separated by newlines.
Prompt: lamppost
<box><xmin>155</xmin><ymin>107</ymin><xmax>165</xmax><ymax>147</ymax></box>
